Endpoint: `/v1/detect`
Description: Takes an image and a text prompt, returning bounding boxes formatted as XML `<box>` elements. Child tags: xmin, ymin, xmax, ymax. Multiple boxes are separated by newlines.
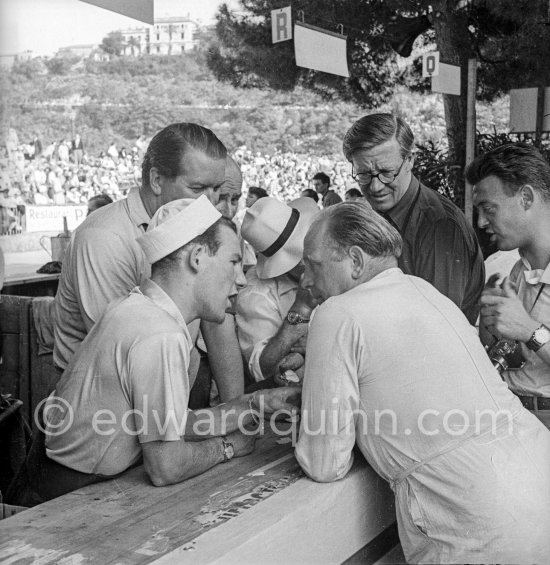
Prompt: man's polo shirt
<box><xmin>384</xmin><ymin>176</ymin><xmax>484</xmax><ymax>324</ymax></box>
<box><xmin>236</xmin><ymin>266</ymin><xmax>298</xmax><ymax>381</ymax></box>
<box><xmin>503</xmin><ymin>257</ymin><xmax>550</xmax><ymax>397</ymax></box>
<box><xmin>46</xmin><ymin>280</ymin><xmax>193</xmax><ymax>476</ymax></box>
<box><xmin>53</xmin><ymin>188</ymin><xmax>150</xmax><ymax>369</ymax></box>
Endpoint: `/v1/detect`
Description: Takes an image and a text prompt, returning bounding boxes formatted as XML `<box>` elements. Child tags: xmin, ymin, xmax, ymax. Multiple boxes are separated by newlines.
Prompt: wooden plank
<box><xmin>0</xmin><ymin>430</ymin><xmax>395</xmax><ymax>565</ymax></box>
<box><xmin>0</xmin><ymin>296</ymin><xmax>29</xmax><ymax>333</ymax></box>
<box><xmin>17</xmin><ymin>296</ymin><xmax>31</xmax><ymax>422</ymax></box>
<box><xmin>464</xmin><ymin>57</ymin><xmax>477</xmax><ymax>224</ymax></box>
<box><xmin>154</xmin><ymin>460</ymin><xmax>396</xmax><ymax>565</ymax></box>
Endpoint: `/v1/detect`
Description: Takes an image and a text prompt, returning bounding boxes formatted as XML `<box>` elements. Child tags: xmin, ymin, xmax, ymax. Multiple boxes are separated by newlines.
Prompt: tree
<box><xmin>127</xmin><ymin>36</ymin><xmax>141</xmax><ymax>57</ymax></box>
<box><xmin>208</xmin><ymin>0</ymin><xmax>550</xmax><ymax>205</ymax></box>
<box><xmin>100</xmin><ymin>31</ymin><xmax>125</xmax><ymax>57</ymax></box>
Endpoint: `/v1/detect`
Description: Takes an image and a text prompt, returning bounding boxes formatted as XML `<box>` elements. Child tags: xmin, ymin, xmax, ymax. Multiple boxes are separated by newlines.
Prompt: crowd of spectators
<box><xmin>0</xmin><ymin>130</ymin><xmax>360</xmax><ymax>234</ymax></box>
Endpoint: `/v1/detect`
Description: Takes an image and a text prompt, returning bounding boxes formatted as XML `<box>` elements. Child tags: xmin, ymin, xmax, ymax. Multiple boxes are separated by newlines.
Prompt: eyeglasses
<box><xmin>351</xmin><ymin>158</ymin><xmax>407</xmax><ymax>186</ymax></box>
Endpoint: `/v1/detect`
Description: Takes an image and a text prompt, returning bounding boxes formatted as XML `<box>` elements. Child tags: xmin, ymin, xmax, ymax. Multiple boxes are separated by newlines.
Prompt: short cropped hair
<box><xmin>465</xmin><ymin>143</ymin><xmax>550</xmax><ymax>202</ymax></box>
<box><xmin>142</xmin><ymin>123</ymin><xmax>227</xmax><ymax>190</ymax></box>
<box><xmin>152</xmin><ymin>217</ymin><xmax>237</xmax><ymax>274</ymax></box>
<box><xmin>301</xmin><ymin>188</ymin><xmax>319</xmax><ymax>203</ymax></box>
<box><xmin>342</xmin><ymin>113</ymin><xmax>415</xmax><ymax>162</ymax></box>
<box><xmin>248</xmin><ymin>186</ymin><xmax>268</xmax><ymax>200</ymax></box>
<box><xmin>87</xmin><ymin>194</ymin><xmax>113</xmax><ymax>215</ymax></box>
<box><xmin>345</xmin><ymin>188</ymin><xmax>363</xmax><ymax>200</ymax></box>
<box><xmin>320</xmin><ymin>201</ymin><xmax>402</xmax><ymax>259</ymax></box>
<box><xmin>312</xmin><ymin>172</ymin><xmax>330</xmax><ymax>186</ymax></box>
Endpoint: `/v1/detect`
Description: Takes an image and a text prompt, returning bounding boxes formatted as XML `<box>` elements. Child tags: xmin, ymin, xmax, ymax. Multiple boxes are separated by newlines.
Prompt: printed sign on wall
<box><xmin>24</xmin><ymin>206</ymin><xmax>88</xmax><ymax>233</ymax></box>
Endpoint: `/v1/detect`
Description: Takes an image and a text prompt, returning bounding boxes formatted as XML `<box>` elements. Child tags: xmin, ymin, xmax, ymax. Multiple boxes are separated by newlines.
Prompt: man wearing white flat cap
<box><xmin>8</xmin><ymin>197</ymin><xmax>300</xmax><ymax>506</ymax></box>
<box><xmin>236</xmin><ymin>197</ymin><xmax>320</xmax><ymax>385</ymax></box>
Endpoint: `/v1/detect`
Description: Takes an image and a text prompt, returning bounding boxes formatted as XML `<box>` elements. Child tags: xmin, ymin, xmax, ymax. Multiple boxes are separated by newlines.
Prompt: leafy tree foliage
<box><xmin>208</xmin><ymin>0</ymin><xmax>550</xmax><ymax>204</ymax></box>
<box><xmin>43</xmin><ymin>55</ymin><xmax>80</xmax><ymax>76</ymax></box>
<box><xmin>100</xmin><ymin>31</ymin><xmax>125</xmax><ymax>56</ymax></box>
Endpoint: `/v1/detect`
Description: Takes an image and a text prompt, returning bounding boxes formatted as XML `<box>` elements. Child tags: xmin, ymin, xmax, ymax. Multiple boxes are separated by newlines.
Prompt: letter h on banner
<box><xmin>272</xmin><ymin>6</ymin><xmax>292</xmax><ymax>43</ymax></box>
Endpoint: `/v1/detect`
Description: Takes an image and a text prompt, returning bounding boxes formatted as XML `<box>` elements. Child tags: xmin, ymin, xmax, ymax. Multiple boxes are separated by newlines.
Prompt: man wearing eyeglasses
<box><xmin>343</xmin><ymin>113</ymin><xmax>484</xmax><ymax>324</ymax></box>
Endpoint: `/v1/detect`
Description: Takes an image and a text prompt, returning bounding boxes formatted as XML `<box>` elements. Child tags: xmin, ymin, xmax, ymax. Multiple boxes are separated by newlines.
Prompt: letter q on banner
<box><xmin>272</xmin><ymin>6</ymin><xmax>292</xmax><ymax>43</ymax></box>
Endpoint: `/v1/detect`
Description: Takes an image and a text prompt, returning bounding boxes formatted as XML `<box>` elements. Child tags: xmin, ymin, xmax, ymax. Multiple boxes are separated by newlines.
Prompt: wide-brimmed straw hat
<box><xmin>242</xmin><ymin>196</ymin><xmax>319</xmax><ymax>279</ymax></box>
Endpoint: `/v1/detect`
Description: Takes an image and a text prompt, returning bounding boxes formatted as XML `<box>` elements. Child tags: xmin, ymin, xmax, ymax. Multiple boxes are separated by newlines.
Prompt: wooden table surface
<box><xmin>0</xmin><ymin>429</ymin><xmax>396</xmax><ymax>564</ymax></box>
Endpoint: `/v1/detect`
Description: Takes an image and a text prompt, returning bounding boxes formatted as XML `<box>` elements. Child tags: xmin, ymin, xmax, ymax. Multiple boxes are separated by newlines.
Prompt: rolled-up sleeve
<box><xmin>295</xmin><ymin>302</ymin><xmax>361</xmax><ymax>482</ymax></box>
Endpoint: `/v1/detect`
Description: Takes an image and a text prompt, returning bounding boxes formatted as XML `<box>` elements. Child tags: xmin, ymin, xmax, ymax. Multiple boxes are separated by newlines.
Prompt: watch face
<box><xmin>226</xmin><ymin>444</ymin><xmax>234</xmax><ymax>459</ymax></box>
<box><xmin>287</xmin><ymin>311</ymin><xmax>308</xmax><ymax>325</ymax></box>
<box><xmin>534</xmin><ymin>326</ymin><xmax>550</xmax><ymax>345</ymax></box>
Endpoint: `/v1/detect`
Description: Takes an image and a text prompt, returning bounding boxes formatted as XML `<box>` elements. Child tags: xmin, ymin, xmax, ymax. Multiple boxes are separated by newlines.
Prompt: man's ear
<box><xmin>407</xmin><ymin>154</ymin><xmax>415</xmax><ymax>171</ymax></box>
<box><xmin>348</xmin><ymin>245</ymin><xmax>365</xmax><ymax>279</ymax></box>
<box><xmin>187</xmin><ymin>244</ymin><xmax>205</xmax><ymax>273</ymax></box>
<box><xmin>149</xmin><ymin>167</ymin><xmax>163</xmax><ymax>197</ymax></box>
<box><xmin>519</xmin><ymin>184</ymin><xmax>535</xmax><ymax>210</ymax></box>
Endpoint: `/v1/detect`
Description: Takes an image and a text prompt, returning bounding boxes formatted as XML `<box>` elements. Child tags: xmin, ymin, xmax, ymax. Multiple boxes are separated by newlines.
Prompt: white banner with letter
<box><xmin>24</xmin><ymin>206</ymin><xmax>88</xmax><ymax>233</ymax></box>
<box><xmin>294</xmin><ymin>22</ymin><xmax>349</xmax><ymax>78</ymax></box>
<box><xmin>272</xmin><ymin>6</ymin><xmax>292</xmax><ymax>43</ymax></box>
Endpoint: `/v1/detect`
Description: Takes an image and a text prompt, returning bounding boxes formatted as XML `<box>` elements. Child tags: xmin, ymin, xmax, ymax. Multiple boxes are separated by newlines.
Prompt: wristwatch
<box><xmin>221</xmin><ymin>437</ymin><xmax>234</xmax><ymax>462</ymax></box>
<box><xmin>526</xmin><ymin>324</ymin><xmax>550</xmax><ymax>352</ymax></box>
<box><xmin>286</xmin><ymin>311</ymin><xmax>310</xmax><ymax>325</ymax></box>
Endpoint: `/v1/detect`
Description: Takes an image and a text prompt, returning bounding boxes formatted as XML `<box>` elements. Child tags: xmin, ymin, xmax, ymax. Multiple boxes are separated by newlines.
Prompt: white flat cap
<box><xmin>137</xmin><ymin>195</ymin><xmax>221</xmax><ymax>264</ymax></box>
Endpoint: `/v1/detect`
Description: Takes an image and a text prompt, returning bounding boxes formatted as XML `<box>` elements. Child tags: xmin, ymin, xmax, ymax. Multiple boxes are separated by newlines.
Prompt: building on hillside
<box><xmin>57</xmin><ymin>44</ymin><xmax>96</xmax><ymax>58</ymax></box>
<box><xmin>119</xmin><ymin>14</ymin><xmax>199</xmax><ymax>56</ymax></box>
<box><xmin>0</xmin><ymin>50</ymin><xmax>33</xmax><ymax>70</ymax></box>
<box><xmin>55</xmin><ymin>45</ymin><xmax>108</xmax><ymax>62</ymax></box>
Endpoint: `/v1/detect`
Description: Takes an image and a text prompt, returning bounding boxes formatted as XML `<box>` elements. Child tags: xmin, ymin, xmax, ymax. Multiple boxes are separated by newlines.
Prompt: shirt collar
<box><xmin>126</xmin><ymin>187</ymin><xmax>151</xmax><ymax>231</ymax></box>
<box><xmin>133</xmin><ymin>279</ymin><xmax>188</xmax><ymax>331</ymax></box>
<box><xmin>519</xmin><ymin>255</ymin><xmax>550</xmax><ymax>285</ymax></box>
<box><xmin>277</xmin><ymin>273</ymin><xmax>299</xmax><ymax>296</ymax></box>
<box><xmin>384</xmin><ymin>175</ymin><xmax>418</xmax><ymax>229</ymax></box>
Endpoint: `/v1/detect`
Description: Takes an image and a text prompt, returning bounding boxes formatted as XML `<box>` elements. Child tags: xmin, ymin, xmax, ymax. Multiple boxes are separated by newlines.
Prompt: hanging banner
<box><xmin>79</xmin><ymin>0</ymin><xmax>154</xmax><ymax>25</ymax></box>
<box><xmin>294</xmin><ymin>22</ymin><xmax>349</xmax><ymax>78</ymax></box>
<box><xmin>272</xmin><ymin>6</ymin><xmax>292</xmax><ymax>43</ymax></box>
<box><xmin>431</xmin><ymin>62</ymin><xmax>460</xmax><ymax>96</ymax></box>
<box><xmin>422</xmin><ymin>51</ymin><xmax>439</xmax><ymax>78</ymax></box>
<box><xmin>509</xmin><ymin>87</ymin><xmax>550</xmax><ymax>133</ymax></box>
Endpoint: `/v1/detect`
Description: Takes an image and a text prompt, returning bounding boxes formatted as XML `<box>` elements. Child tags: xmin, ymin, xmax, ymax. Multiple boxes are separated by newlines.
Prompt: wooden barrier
<box><xmin>0</xmin><ymin>295</ymin><xmax>59</xmax><ymax>424</ymax></box>
<box><xmin>0</xmin><ymin>430</ymin><xmax>397</xmax><ymax>564</ymax></box>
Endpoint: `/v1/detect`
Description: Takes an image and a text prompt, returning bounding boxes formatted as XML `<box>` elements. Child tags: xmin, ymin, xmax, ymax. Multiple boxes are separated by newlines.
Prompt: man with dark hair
<box><xmin>296</xmin><ymin>201</ymin><xmax>550</xmax><ymax>564</ymax></box>
<box><xmin>312</xmin><ymin>172</ymin><xmax>342</xmax><ymax>207</ymax></box>
<box><xmin>87</xmin><ymin>193</ymin><xmax>113</xmax><ymax>216</ymax></box>
<box><xmin>467</xmin><ymin>142</ymin><xmax>550</xmax><ymax>428</ymax></box>
<box><xmin>344</xmin><ymin>188</ymin><xmax>363</xmax><ymax>201</ymax></box>
<box><xmin>54</xmin><ymin>123</ymin><xmax>244</xmax><ymax>403</ymax></box>
<box><xmin>343</xmin><ymin>113</ymin><xmax>484</xmax><ymax>324</ymax></box>
<box><xmin>300</xmin><ymin>188</ymin><xmax>319</xmax><ymax>204</ymax></box>
<box><xmin>8</xmin><ymin>197</ymin><xmax>299</xmax><ymax>506</ymax></box>
<box><xmin>245</xmin><ymin>186</ymin><xmax>268</xmax><ymax>208</ymax></box>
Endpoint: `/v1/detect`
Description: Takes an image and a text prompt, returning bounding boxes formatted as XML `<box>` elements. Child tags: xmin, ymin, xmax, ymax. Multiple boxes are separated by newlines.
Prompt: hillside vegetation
<box><xmin>1</xmin><ymin>52</ymin><xmax>509</xmax><ymax>158</ymax></box>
